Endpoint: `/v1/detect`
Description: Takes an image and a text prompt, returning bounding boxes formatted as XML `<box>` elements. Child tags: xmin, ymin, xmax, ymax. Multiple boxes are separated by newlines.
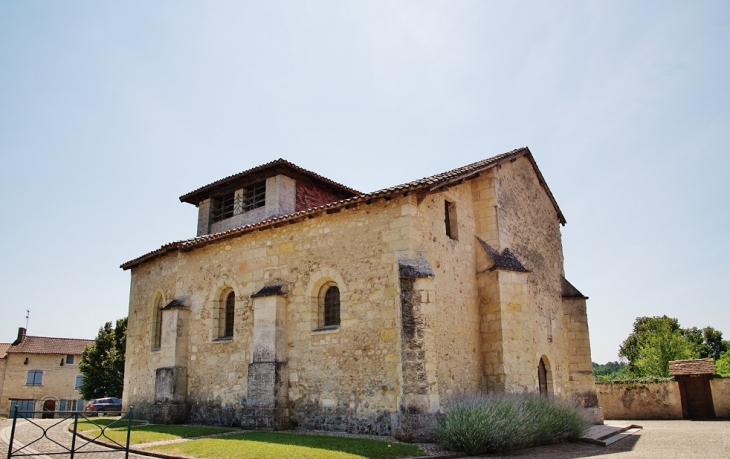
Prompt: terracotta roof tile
<box><xmin>122</xmin><ymin>147</ymin><xmax>566</xmax><ymax>270</ymax></box>
<box><xmin>6</xmin><ymin>336</ymin><xmax>94</xmax><ymax>356</ymax></box>
<box><xmin>0</xmin><ymin>343</ymin><xmax>11</xmax><ymax>359</ymax></box>
<box><xmin>669</xmin><ymin>358</ymin><xmax>716</xmax><ymax>376</ymax></box>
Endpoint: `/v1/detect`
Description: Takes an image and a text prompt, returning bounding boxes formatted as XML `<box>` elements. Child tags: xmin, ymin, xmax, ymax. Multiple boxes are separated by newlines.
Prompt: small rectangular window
<box><xmin>26</xmin><ymin>370</ymin><xmax>43</xmax><ymax>386</ymax></box>
<box><xmin>75</xmin><ymin>375</ymin><xmax>84</xmax><ymax>390</ymax></box>
<box><xmin>66</xmin><ymin>354</ymin><xmax>74</xmax><ymax>365</ymax></box>
<box><xmin>444</xmin><ymin>200</ymin><xmax>458</xmax><ymax>240</ymax></box>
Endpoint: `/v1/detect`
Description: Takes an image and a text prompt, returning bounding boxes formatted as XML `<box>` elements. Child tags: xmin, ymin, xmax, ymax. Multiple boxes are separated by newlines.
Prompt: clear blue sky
<box><xmin>1</xmin><ymin>1</ymin><xmax>728</xmax><ymax>364</ymax></box>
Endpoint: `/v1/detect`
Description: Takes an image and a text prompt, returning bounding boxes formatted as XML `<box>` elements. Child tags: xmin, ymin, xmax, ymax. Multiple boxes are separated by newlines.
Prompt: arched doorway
<box><xmin>538</xmin><ymin>356</ymin><xmax>553</xmax><ymax>396</ymax></box>
<box><xmin>42</xmin><ymin>399</ymin><xmax>56</xmax><ymax>419</ymax></box>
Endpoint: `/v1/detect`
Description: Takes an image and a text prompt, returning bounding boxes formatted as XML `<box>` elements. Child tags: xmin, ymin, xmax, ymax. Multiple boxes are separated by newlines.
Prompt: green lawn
<box><xmin>77</xmin><ymin>420</ymin><xmax>234</xmax><ymax>445</ymax></box>
<box><xmin>147</xmin><ymin>431</ymin><xmax>425</xmax><ymax>459</ymax></box>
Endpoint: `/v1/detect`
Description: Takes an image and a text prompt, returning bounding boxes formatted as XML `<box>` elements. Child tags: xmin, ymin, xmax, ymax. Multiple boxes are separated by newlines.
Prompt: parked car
<box><xmin>85</xmin><ymin>397</ymin><xmax>122</xmax><ymax>416</ymax></box>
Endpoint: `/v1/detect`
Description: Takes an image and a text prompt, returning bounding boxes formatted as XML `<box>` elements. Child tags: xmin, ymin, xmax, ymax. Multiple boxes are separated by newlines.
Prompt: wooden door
<box><xmin>538</xmin><ymin>358</ymin><xmax>548</xmax><ymax>396</ymax></box>
<box><xmin>679</xmin><ymin>375</ymin><xmax>715</xmax><ymax>419</ymax></box>
<box><xmin>42</xmin><ymin>399</ymin><xmax>56</xmax><ymax>419</ymax></box>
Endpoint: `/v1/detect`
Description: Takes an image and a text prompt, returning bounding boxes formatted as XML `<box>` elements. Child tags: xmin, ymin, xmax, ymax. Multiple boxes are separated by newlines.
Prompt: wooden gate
<box><xmin>677</xmin><ymin>375</ymin><xmax>715</xmax><ymax>419</ymax></box>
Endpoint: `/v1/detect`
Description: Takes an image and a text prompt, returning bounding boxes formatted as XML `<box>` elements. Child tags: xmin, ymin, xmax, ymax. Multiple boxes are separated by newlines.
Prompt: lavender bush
<box><xmin>433</xmin><ymin>392</ymin><xmax>588</xmax><ymax>454</ymax></box>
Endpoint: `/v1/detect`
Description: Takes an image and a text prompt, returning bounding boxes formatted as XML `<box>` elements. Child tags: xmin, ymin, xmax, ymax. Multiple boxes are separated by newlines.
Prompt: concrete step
<box><xmin>580</xmin><ymin>424</ymin><xmax>642</xmax><ymax>446</ymax></box>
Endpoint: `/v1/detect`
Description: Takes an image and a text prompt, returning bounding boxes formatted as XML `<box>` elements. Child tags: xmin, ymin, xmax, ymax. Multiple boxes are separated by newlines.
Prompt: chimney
<box><xmin>13</xmin><ymin>327</ymin><xmax>26</xmax><ymax>345</ymax></box>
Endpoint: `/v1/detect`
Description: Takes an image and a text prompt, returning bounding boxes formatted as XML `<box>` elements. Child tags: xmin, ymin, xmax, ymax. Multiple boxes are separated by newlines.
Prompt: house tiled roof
<box><xmin>0</xmin><ymin>343</ymin><xmax>11</xmax><ymax>359</ymax></box>
<box><xmin>6</xmin><ymin>336</ymin><xmax>93</xmax><ymax>356</ymax></box>
<box><xmin>122</xmin><ymin>147</ymin><xmax>565</xmax><ymax>270</ymax></box>
<box><xmin>179</xmin><ymin>158</ymin><xmax>361</xmax><ymax>204</ymax></box>
<box><xmin>669</xmin><ymin>358</ymin><xmax>716</xmax><ymax>376</ymax></box>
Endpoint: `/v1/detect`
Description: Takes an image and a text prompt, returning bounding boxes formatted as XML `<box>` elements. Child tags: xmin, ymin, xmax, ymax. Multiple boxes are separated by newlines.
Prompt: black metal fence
<box><xmin>6</xmin><ymin>406</ymin><xmax>133</xmax><ymax>458</ymax></box>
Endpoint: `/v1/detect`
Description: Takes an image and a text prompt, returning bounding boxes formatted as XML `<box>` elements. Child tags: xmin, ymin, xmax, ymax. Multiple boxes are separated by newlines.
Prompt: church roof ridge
<box><xmin>122</xmin><ymin>147</ymin><xmax>564</xmax><ymax>270</ymax></box>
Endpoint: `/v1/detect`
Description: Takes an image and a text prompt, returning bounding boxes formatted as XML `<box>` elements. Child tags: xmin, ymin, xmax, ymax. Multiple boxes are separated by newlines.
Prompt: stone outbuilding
<box><xmin>0</xmin><ymin>328</ymin><xmax>92</xmax><ymax>417</ymax></box>
<box><xmin>121</xmin><ymin>147</ymin><xmax>602</xmax><ymax>440</ymax></box>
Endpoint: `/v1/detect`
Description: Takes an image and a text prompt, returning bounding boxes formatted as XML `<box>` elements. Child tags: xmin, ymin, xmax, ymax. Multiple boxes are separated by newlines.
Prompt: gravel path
<box><xmin>0</xmin><ymin>417</ymin><xmax>150</xmax><ymax>459</ymax></box>
<box><xmin>457</xmin><ymin>420</ymin><xmax>730</xmax><ymax>459</ymax></box>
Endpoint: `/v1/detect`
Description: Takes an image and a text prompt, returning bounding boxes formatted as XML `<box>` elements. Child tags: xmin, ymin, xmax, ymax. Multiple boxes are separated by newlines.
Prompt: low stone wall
<box><xmin>710</xmin><ymin>378</ymin><xmax>730</xmax><ymax>419</ymax></box>
<box><xmin>596</xmin><ymin>381</ymin><xmax>683</xmax><ymax>420</ymax></box>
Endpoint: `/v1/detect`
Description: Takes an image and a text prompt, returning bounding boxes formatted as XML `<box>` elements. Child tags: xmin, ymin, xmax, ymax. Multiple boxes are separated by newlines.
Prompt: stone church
<box><xmin>121</xmin><ymin>147</ymin><xmax>602</xmax><ymax>440</ymax></box>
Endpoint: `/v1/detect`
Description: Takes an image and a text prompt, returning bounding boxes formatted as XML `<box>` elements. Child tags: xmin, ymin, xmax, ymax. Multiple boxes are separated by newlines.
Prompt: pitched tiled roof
<box><xmin>0</xmin><ymin>343</ymin><xmax>11</xmax><ymax>359</ymax></box>
<box><xmin>562</xmin><ymin>277</ymin><xmax>589</xmax><ymax>299</ymax></box>
<box><xmin>669</xmin><ymin>358</ymin><xmax>716</xmax><ymax>376</ymax></box>
<box><xmin>476</xmin><ymin>237</ymin><xmax>530</xmax><ymax>273</ymax></box>
<box><xmin>179</xmin><ymin>158</ymin><xmax>360</xmax><ymax>204</ymax></box>
<box><xmin>122</xmin><ymin>147</ymin><xmax>565</xmax><ymax>270</ymax></box>
<box><xmin>6</xmin><ymin>336</ymin><xmax>93</xmax><ymax>356</ymax></box>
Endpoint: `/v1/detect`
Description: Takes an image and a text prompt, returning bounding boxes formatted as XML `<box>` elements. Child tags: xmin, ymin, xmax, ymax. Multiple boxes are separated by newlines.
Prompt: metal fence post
<box><xmin>125</xmin><ymin>407</ymin><xmax>133</xmax><ymax>459</ymax></box>
<box><xmin>69</xmin><ymin>411</ymin><xmax>79</xmax><ymax>459</ymax></box>
<box><xmin>6</xmin><ymin>406</ymin><xmax>18</xmax><ymax>459</ymax></box>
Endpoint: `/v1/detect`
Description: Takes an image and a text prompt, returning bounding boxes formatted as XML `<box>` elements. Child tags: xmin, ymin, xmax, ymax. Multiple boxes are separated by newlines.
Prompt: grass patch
<box><xmin>434</xmin><ymin>392</ymin><xmax>587</xmax><ymax>455</ymax></box>
<box><xmin>77</xmin><ymin>420</ymin><xmax>234</xmax><ymax>445</ymax></box>
<box><xmin>147</xmin><ymin>431</ymin><xmax>425</xmax><ymax>459</ymax></box>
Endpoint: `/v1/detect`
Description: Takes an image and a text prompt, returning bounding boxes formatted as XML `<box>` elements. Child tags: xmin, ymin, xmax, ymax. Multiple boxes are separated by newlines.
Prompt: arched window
<box><xmin>322</xmin><ymin>285</ymin><xmax>340</xmax><ymax>327</ymax></box>
<box><xmin>538</xmin><ymin>356</ymin><xmax>553</xmax><ymax>396</ymax></box>
<box><xmin>222</xmin><ymin>291</ymin><xmax>235</xmax><ymax>338</ymax></box>
<box><xmin>153</xmin><ymin>295</ymin><xmax>163</xmax><ymax>349</ymax></box>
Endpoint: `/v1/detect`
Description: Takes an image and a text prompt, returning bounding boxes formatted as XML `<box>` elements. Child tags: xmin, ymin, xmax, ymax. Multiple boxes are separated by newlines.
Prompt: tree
<box><xmin>619</xmin><ymin>316</ymin><xmax>698</xmax><ymax>377</ymax></box>
<box><xmin>682</xmin><ymin>326</ymin><xmax>730</xmax><ymax>360</ymax></box>
<box><xmin>79</xmin><ymin>317</ymin><xmax>127</xmax><ymax>400</ymax></box>
<box><xmin>717</xmin><ymin>350</ymin><xmax>730</xmax><ymax>376</ymax></box>
<box><xmin>592</xmin><ymin>361</ymin><xmax>630</xmax><ymax>381</ymax></box>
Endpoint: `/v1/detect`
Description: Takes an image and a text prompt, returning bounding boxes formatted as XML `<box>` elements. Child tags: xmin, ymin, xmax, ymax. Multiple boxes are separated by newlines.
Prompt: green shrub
<box><xmin>433</xmin><ymin>392</ymin><xmax>587</xmax><ymax>455</ymax></box>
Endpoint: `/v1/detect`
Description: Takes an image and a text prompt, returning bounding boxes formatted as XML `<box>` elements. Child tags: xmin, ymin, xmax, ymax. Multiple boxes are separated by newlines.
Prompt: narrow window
<box><xmin>26</xmin><ymin>370</ymin><xmax>43</xmax><ymax>386</ymax></box>
<box><xmin>444</xmin><ymin>200</ymin><xmax>458</xmax><ymax>240</ymax></box>
<box><xmin>66</xmin><ymin>355</ymin><xmax>74</xmax><ymax>365</ymax></box>
<box><xmin>323</xmin><ymin>286</ymin><xmax>340</xmax><ymax>327</ymax></box>
<box><xmin>223</xmin><ymin>291</ymin><xmax>235</xmax><ymax>338</ymax></box>
<box><xmin>75</xmin><ymin>375</ymin><xmax>84</xmax><ymax>390</ymax></box>
<box><xmin>153</xmin><ymin>296</ymin><xmax>163</xmax><ymax>349</ymax></box>
<box><xmin>546</xmin><ymin>307</ymin><xmax>553</xmax><ymax>343</ymax></box>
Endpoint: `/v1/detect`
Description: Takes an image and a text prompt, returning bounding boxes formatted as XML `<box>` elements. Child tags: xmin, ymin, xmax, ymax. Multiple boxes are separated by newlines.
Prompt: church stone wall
<box><xmin>413</xmin><ymin>186</ymin><xmax>484</xmax><ymax>403</ymax></box>
<box><xmin>125</xmin><ymin>198</ymin><xmax>416</xmax><ymax>433</ymax></box>
<box><xmin>492</xmin><ymin>157</ymin><xmax>598</xmax><ymax>413</ymax></box>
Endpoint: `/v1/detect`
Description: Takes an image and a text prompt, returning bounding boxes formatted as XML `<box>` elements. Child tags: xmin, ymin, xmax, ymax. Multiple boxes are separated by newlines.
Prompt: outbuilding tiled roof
<box><xmin>6</xmin><ymin>336</ymin><xmax>93</xmax><ymax>356</ymax></box>
<box><xmin>0</xmin><ymin>343</ymin><xmax>11</xmax><ymax>359</ymax></box>
<box><xmin>669</xmin><ymin>358</ymin><xmax>716</xmax><ymax>376</ymax></box>
<box><xmin>122</xmin><ymin>147</ymin><xmax>565</xmax><ymax>270</ymax></box>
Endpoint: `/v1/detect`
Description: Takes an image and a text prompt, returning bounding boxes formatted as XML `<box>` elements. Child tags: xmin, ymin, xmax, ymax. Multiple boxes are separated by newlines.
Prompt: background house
<box><xmin>0</xmin><ymin>328</ymin><xmax>93</xmax><ymax>418</ymax></box>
